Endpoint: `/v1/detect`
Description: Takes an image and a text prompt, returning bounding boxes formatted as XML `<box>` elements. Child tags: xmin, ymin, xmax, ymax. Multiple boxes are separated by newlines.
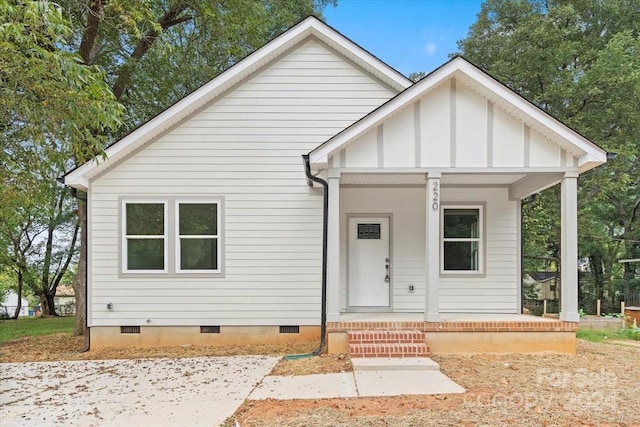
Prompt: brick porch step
<box><xmin>347</xmin><ymin>330</ymin><xmax>430</xmax><ymax>358</ymax></box>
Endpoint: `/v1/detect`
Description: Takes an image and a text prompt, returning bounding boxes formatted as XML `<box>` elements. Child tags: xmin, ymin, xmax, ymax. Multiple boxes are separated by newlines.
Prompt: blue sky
<box><xmin>324</xmin><ymin>0</ymin><xmax>484</xmax><ymax>76</ymax></box>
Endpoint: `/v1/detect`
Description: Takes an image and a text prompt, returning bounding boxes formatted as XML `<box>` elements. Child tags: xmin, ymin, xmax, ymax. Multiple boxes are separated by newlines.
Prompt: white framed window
<box><xmin>122</xmin><ymin>200</ymin><xmax>168</xmax><ymax>273</ymax></box>
<box><xmin>176</xmin><ymin>201</ymin><xmax>221</xmax><ymax>273</ymax></box>
<box><xmin>441</xmin><ymin>206</ymin><xmax>483</xmax><ymax>274</ymax></box>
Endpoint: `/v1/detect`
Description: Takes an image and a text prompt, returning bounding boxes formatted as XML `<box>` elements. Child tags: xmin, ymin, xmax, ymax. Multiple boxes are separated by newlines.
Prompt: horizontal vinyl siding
<box><xmin>89</xmin><ymin>40</ymin><xmax>396</xmax><ymax>327</ymax></box>
<box><xmin>440</xmin><ymin>187</ymin><xmax>519</xmax><ymax>313</ymax></box>
<box><xmin>339</xmin><ymin>186</ymin><xmax>518</xmax><ymax>314</ymax></box>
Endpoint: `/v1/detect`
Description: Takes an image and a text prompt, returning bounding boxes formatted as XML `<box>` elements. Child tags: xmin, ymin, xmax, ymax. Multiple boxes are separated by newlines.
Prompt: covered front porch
<box><xmin>323</xmin><ymin>171</ymin><xmax>581</xmax><ymax>325</ymax></box>
<box><xmin>306</xmin><ymin>58</ymin><xmax>606</xmax><ymax>354</ymax></box>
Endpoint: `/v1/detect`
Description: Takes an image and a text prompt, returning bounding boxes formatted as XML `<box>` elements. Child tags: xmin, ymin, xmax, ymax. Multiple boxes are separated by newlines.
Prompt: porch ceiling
<box><xmin>340</xmin><ymin>173</ymin><xmax>527</xmax><ymax>186</ymax></box>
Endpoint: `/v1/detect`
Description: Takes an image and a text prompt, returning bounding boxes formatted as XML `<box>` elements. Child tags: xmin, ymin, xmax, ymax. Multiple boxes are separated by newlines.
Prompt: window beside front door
<box><xmin>442</xmin><ymin>206</ymin><xmax>483</xmax><ymax>274</ymax></box>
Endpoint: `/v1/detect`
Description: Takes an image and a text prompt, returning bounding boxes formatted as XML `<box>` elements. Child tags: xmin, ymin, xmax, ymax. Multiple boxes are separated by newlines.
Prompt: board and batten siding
<box><xmin>338</xmin><ymin>78</ymin><xmax>578</xmax><ymax>169</ymax></box>
<box><xmin>339</xmin><ymin>187</ymin><xmax>518</xmax><ymax>313</ymax></box>
<box><xmin>88</xmin><ymin>39</ymin><xmax>397</xmax><ymax>327</ymax></box>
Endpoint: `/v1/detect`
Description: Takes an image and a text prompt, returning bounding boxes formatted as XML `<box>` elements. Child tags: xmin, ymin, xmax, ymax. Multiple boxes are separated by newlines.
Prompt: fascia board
<box><xmin>455</xmin><ymin>61</ymin><xmax>607</xmax><ymax>162</ymax></box>
<box><xmin>310</xmin><ymin>57</ymin><xmax>607</xmax><ymax>169</ymax></box>
<box><xmin>66</xmin><ymin>21</ymin><xmax>317</xmax><ymax>189</ymax></box>
<box><xmin>309</xmin><ymin>26</ymin><xmax>411</xmax><ymax>91</ymax></box>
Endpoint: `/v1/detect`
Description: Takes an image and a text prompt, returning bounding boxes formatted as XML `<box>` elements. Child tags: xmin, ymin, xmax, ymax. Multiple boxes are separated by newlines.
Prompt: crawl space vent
<box><xmin>200</xmin><ymin>326</ymin><xmax>221</xmax><ymax>334</ymax></box>
<box><xmin>120</xmin><ymin>326</ymin><xmax>140</xmax><ymax>334</ymax></box>
<box><xmin>279</xmin><ymin>325</ymin><xmax>300</xmax><ymax>334</ymax></box>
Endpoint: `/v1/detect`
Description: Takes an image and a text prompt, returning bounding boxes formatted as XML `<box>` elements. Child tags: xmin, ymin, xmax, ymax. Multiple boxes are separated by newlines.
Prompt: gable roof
<box><xmin>309</xmin><ymin>56</ymin><xmax>607</xmax><ymax>173</ymax></box>
<box><xmin>64</xmin><ymin>16</ymin><xmax>412</xmax><ymax>191</ymax></box>
<box><xmin>527</xmin><ymin>272</ymin><xmax>559</xmax><ymax>283</ymax></box>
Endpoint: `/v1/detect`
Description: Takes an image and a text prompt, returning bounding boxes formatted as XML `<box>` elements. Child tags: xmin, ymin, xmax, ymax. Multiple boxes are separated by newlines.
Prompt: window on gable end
<box><xmin>123</xmin><ymin>201</ymin><xmax>167</xmax><ymax>272</ymax></box>
<box><xmin>176</xmin><ymin>201</ymin><xmax>221</xmax><ymax>273</ymax></box>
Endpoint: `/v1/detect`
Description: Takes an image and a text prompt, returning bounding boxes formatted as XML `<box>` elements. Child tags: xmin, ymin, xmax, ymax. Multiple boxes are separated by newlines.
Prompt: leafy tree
<box><xmin>457</xmin><ymin>0</ymin><xmax>640</xmax><ymax>312</ymax></box>
<box><xmin>1</xmin><ymin>1</ymin><xmax>123</xmax><ymax>319</ymax></box>
<box><xmin>6</xmin><ymin>0</ymin><xmax>334</xmax><ymax>334</ymax></box>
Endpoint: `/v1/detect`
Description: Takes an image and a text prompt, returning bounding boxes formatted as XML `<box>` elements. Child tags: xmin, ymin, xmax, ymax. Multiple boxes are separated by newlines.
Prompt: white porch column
<box><xmin>560</xmin><ymin>172</ymin><xmax>580</xmax><ymax>322</ymax></box>
<box><xmin>424</xmin><ymin>173</ymin><xmax>441</xmax><ymax>322</ymax></box>
<box><xmin>326</xmin><ymin>171</ymin><xmax>341</xmax><ymax>322</ymax></box>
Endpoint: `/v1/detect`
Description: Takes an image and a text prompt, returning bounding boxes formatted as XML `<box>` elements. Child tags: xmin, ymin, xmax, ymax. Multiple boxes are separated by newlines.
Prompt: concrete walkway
<box><xmin>0</xmin><ymin>356</ymin><xmax>279</xmax><ymax>427</ymax></box>
<box><xmin>1</xmin><ymin>356</ymin><xmax>464</xmax><ymax>426</ymax></box>
<box><xmin>249</xmin><ymin>357</ymin><xmax>465</xmax><ymax>400</ymax></box>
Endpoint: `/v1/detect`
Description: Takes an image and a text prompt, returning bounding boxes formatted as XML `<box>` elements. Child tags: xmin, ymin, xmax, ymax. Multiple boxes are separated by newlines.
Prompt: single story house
<box><xmin>1</xmin><ymin>290</ymin><xmax>29</xmax><ymax>317</ymax></box>
<box><xmin>524</xmin><ymin>272</ymin><xmax>559</xmax><ymax>301</ymax></box>
<box><xmin>54</xmin><ymin>285</ymin><xmax>76</xmax><ymax>315</ymax></box>
<box><xmin>64</xmin><ymin>17</ymin><xmax>607</xmax><ymax>354</ymax></box>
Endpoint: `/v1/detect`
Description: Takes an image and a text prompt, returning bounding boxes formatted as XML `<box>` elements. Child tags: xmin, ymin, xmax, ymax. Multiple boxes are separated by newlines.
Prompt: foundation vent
<box><xmin>200</xmin><ymin>326</ymin><xmax>221</xmax><ymax>334</ymax></box>
<box><xmin>120</xmin><ymin>326</ymin><xmax>140</xmax><ymax>334</ymax></box>
<box><xmin>279</xmin><ymin>325</ymin><xmax>300</xmax><ymax>334</ymax></box>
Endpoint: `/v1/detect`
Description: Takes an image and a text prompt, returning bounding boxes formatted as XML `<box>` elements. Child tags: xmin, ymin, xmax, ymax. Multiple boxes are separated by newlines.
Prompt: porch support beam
<box><xmin>508</xmin><ymin>172</ymin><xmax>564</xmax><ymax>200</ymax></box>
<box><xmin>560</xmin><ymin>172</ymin><xmax>579</xmax><ymax>322</ymax></box>
<box><xmin>327</xmin><ymin>171</ymin><xmax>341</xmax><ymax>322</ymax></box>
<box><xmin>424</xmin><ymin>172</ymin><xmax>441</xmax><ymax>322</ymax></box>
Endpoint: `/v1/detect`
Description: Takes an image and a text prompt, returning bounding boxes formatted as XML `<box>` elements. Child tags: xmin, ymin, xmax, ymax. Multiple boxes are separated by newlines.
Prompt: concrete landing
<box><xmin>351</xmin><ymin>357</ymin><xmax>440</xmax><ymax>371</ymax></box>
<box><xmin>355</xmin><ymin>370</ymin><xmax>465</xmax><ymax>396</ymax></box>
<box><xmin>249</xmin><ymin>356</ymin><xmax>464</xmax><ymax>400</ymax></box>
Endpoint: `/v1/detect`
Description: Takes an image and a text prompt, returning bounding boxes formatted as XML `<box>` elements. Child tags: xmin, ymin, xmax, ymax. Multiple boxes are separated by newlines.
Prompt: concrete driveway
<box><xmin>0</xmin><ymin>356</ymin><xmax>279</xmax><ymax>427</ymax></box>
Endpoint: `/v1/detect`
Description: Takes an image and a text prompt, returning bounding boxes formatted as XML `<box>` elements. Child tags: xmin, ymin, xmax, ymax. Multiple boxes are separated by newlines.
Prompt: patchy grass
<box><xmin>0</xmin><ymin>317</ymin><xmax>74</xmax><ymax>343</ymax></box>
<box><xmin>270</xmin><ymin>353</ymin><xmax>352</xmax><ymax>376</ymax></box>
<box><xmin>576</xmin><ymin>327</ymin><xmax>640</xmax><ymax>343</ymax></box>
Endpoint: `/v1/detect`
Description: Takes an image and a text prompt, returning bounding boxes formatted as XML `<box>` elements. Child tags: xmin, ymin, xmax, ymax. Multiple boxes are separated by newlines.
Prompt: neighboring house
<box><xmin>1</xmin><ymin>291</ymin><xmax>29</xmax><ymax>317</ymax></box>
<box><xmin>54</xmin><ymin>285</ymin><xmax>76</xmax><ymax>315</ymax></box>
<box><xmin>524</xmin><ymin>272</ymin><xmax>559</xmax><ymax>301</ymax></box>
<box><xmin>64</xmin><ymin>17</ymin><xmax>607</xmax><ymax>354</ymax></box>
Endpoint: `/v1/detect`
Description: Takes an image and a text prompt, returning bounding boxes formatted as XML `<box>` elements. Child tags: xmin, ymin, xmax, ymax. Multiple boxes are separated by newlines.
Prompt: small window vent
<box><xmin>279</xmin><ymin>325</ymin><xmax>300</xmax><ymax>334</ymax></box>
<box><xmin>200</xmin><ymin>326</ymin><xmax>221</xmax><ymax>334</ymax></box>
<box><xmin>120</xmin><ymin>326</ymin><xmax>140</xmax><ymax>334</ymax></box>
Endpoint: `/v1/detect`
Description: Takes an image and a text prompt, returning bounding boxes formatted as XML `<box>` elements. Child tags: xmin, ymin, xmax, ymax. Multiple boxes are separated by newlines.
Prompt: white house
<box><xmin>1</xmin><ymin>290</ymin><xmax>29</xmax><ymax>317</ymax></box>
<box><xmin>64</xmin><ymin>17</ymin><xmax>606</xmax><ymax>354</ymax></box>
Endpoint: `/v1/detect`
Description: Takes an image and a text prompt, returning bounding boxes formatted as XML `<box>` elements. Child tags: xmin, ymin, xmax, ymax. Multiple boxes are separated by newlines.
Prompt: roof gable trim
<box><xmin>64</xmin><ymin>16</ymin><xmax>412</xmax><ymax>190</ymax></box>
<box><xmin>309</xmin><ymin>56</ymin><xmax>607</xmax><ymax>173</ymax></box>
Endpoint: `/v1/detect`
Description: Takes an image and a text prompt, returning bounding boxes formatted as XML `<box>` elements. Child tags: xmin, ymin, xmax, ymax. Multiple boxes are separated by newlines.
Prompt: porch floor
<box><xmin>338</xmin><ymin>312</ymin><xmax>558</xmax><ymax>322</ymax></box>
<box><xmin>328</xmin><ymin>312</ymin><xmax>577</xmax><ymax>354</ymax></box>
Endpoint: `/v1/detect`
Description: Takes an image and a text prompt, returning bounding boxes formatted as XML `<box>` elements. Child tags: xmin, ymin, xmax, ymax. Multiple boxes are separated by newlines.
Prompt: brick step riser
<box><xmin>349</xmin><ymin>343</ymin><xmax>431</xmax><ymax>358</ymax></box>
<box><xmin>347</xmin><ymin>331</ymin><xmax>426</xmax><ymax>345</ymax></box>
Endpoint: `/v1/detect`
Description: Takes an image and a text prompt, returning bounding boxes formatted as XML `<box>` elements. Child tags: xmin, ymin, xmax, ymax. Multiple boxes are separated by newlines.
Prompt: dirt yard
<box><xmin>229</xmin><ymin>340</ymin><xmax>640</xmax><ymax>427</ymax></box>
<box><xmin>2</xmin><ymin>335</ymin><xmax>639</xmax><ymax>426</ymax></box>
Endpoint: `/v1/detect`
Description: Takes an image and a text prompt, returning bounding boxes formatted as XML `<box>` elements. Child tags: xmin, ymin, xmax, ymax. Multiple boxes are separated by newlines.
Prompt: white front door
<box><xmin>348</xmin><ymin>217</ymin><xmax>390</xmax><ymax>307</ymax></box>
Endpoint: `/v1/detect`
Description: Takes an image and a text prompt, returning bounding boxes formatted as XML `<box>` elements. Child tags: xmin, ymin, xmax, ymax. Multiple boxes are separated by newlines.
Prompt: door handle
<box><xmin>384</xmin><ymin>261</ymin><xmax>390</xmax><ymax>282</ymax></box>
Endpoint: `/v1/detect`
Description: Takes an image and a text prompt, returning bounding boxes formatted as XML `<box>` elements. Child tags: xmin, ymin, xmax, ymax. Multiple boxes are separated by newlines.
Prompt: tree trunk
<box><xmin>589</xmin><ymin>254</ymin><xmax>605</xmax><ymax>312</ymax></box>
<box><xmin>39</xmin><ymin>293</ymin><xmax>58</xmax><ymax>317</ymax></box>
<box><xmin>12</xmin><ymin>270</ymin><xmax>24</xmax><ymax>320</ymax></box>
<box><xmin>73</xmin><ymin>200</ymin><xmax>87</xmax><ymax>336</ymax></box>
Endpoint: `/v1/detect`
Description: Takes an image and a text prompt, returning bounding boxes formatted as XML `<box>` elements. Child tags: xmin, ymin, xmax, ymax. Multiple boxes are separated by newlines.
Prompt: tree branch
<box><xmin>111</xmin><ymin>5</ymin><xmax>192</xmax><ymax>100</ymax></box>
<box><xmin>52</xmin><ymin>221</ymin><xmax>80</xmax><ymax>292</ymax></box>
<box><xmin>79</xmin><ymin>0</ymin><xmax>104</xmax><ymax>65</ymax></box>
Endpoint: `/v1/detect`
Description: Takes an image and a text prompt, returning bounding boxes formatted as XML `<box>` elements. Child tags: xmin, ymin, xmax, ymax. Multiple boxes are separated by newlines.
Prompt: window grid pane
<box><xmin>127</xmin><ymin>238</ymin><xmax>164</xmax><ymax>270</ymax></box>
<box><xmin>180</xmin><ymin>238</ymin><xmax>218</xmax><ymax>270</ymax></box>
<box><xmin>126</xmin><ymin>203</ymin><xmax>164</xmax><ymax>235</ymax></box>
<box><xmin>179</xmin><ymin>203</ymin><xmax>217</xmax><ymax>236</ymax></box>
